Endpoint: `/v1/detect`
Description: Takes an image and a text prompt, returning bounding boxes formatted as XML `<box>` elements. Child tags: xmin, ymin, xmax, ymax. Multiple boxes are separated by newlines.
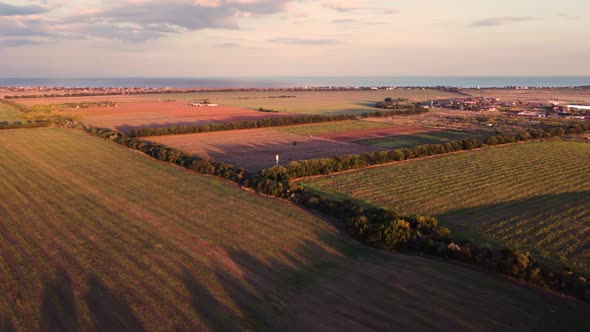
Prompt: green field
<box><xmin>356</xmin><ymin>130</ymin><xmax>479</xmax><ymax>148</ymax></box>
<box><xmin>302</xmin><ymin>141</ymin><xmax>590</xmax><ymax>275</ymax></box>
<box><xmin>276</xmin><ymin>120</ymin><xmax>392</xmax><ymax>136</ymax></box>
<box><xmin>1</xmin><ymin>129</ymin><xmax>589</xmax><ymax>330</ymax></box>
<box><xmin>0</xmin><ymin>102</ymin><xmax>21</xmax><ymax>121</ymax></box>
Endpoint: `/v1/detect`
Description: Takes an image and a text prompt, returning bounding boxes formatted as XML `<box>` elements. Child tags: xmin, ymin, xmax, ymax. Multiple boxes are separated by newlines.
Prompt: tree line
<box><xmin>375</xmin><ymin>97</ymin><xmax>424</xmax><ymax>111</ymax></box>
<box><xmin>58</xmin><ymin>119</ymin><xmax>590</xmax><ymax>302</ymax></box>
<box><xmin>128</xmin><ymin>108</ymin><xmax>429</xmax><ymax>137</ymax></box>
<box><xmin>0</xmin><ymin>119</ymin><xmax>50</xmax><ymax>130</ymax></box>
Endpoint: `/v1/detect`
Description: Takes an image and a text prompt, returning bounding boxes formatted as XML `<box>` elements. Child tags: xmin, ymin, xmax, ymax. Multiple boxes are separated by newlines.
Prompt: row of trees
<box><xmin>0</xmin><ymin>119</ymin><xmax>50</xmax><ymax>130</ymax></box>
<box><xmin>61</xmin><ymin>119</ymin><xmax>590</xmax><ymax>302</ymax></box>
<box><xmin>359</xmin><ymin>107</ymin><xmax>428</xmax><ymax>117</ymax></box>
<box><xmin>128</xmin><ymin>108</ymin><xmax>429</xmax><ymax>137</ymax></box>
<box><xmin>129</xmin><ymin>114</ymin><xmax>357</xmax><ymax>137</ymax></box>
<box><xmin>374</xmin><ymin>97</ymin><xmax>424</xmax><ymax>111</ymax></box>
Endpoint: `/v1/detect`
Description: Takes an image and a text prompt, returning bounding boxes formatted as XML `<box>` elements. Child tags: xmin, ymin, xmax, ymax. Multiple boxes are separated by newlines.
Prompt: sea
<box><xmin>1</xmin><ymin>76</ymin><xmax>590</xmax><ymax>89</ymax></box>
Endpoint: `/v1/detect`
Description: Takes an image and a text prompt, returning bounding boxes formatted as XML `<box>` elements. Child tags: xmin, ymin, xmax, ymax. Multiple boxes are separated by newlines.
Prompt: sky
<box><xmin>0</xmin><ymin>0</ymin><xmax>589</xmax><ymax>77</ymax></box>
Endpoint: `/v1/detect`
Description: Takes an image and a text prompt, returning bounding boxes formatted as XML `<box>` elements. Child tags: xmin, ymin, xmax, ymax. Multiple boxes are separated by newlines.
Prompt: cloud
<box><xmin>0</xmin><ymin>0</ymin><xmax>295</xmax><ymax>43</ymax></box>
<box><xmin>0</xmin><ymin>2</ymin><xmax>49</xmax><ymax>16</ymax></box>
<box><xmin>0</xmin><ymin>17</ymin><xmax>51</xmax><ymax>37</ymax></box>
<box><xmin>322</xmin><ymin>1</ymin><xmax>360</xmax><ymax>12</ymax></box>
<box><xmin>332</xmin><ymin>18</ymin><xmax>356</xmax><ymax>24</ymax></box>
<box><xmin>470</xmin><ymin>16</ymin><xmax>538</xmax><ymax>27</ymax></box>
<box><xmin>269</xmin><ymin>37</ymin><xmax>340</xmax><ymax>45</ymax></box>
<box><xmin>0</xmin><ymin>38</ymin><xmax>44</xmax><ymax>47</ymax></box>
<box><xmin>216</xmin><ymin>42</ymin><xmax>240</xmax><ymax>48</ymax></box>
<box><xmin>71</xmin><ymin>0</ymin><xmax>295</xmax><ymax>41</ymax></box>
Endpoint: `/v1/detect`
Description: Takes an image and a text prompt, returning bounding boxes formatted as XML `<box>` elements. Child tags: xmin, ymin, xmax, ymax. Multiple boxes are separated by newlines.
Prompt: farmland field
<box><xmin>314</xmin><ymin>124</ymin><xmax>439</xmax><ymax>142</ymax></box>
<box><xmin>301</xmin><ymin>141</ymin><xmax>590</xmax><ymax>275</ymax></box>
<box><xmin>1</xmin><ymin>128</ymin><xmax>590</xmax><ymax>331</ymax></box>
<box><xmin>0</xmin><ymin>102</ymin><xmax>21</xmax><ymax>121</ymax></box>
<box><xmin>467</xmin><ymin>87</ymin><xmax>590</xmax><ymax>104</ymax></box>
<box><xmin>355</xmin><ymin>130</ymin><xmax>481</xmax><ymax>149</ymax></box>
<box><xmin>145</xmin><ymin>128</ymin><xmax>386</xmax><ymax>171</ymax></box>
<box><xmin>52</xmin><ymin>101</ymin><xmax>292</xmax><ymax>133</ymax></box>
<box><xmin>13</xmin><ymin>89</ymin><xmax>463</xmax><ymax>115</ymax></box>
<box><xmin>276</xmin><ymin>120</ymin><xmax>392</xmax><ymax>136</ymax></box>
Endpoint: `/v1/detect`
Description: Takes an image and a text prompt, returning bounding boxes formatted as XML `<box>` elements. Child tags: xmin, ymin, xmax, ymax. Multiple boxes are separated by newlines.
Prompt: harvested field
<box><xmin>1</xmin><ymin>128</ymin><xmax>590</xmax><ymax>331</ymax></box>
<box><xmin>275</xmin><ymin>120</ymin><xmax>392</xmax><ymax>137</ymax></box>
<box><xmin>316</xmin><ymin>124</ymin><xmax>439</xmax><ymax>142</ymax></box>
<box><xmin>13</xmin><ymin>89</ymin><xmax>464</xmax><ymax>115</ymax></box>
<box><xmin>55</xmin><ymin>101</ymin><xmax>292</xmax><ymax>133</ymax></box>
<box><xmin>146</xmin><ymin>128</ymin><xmax>386</xmax><ymax>171</ymax></box>
<box><xmin>356</xmin><ymin>130</ymin><xmax>480</xmax><ymax>149</ymax></box>
<box><xmin>302</xmin><ymin>141</ymin><xmax>590</xmax><ymax>275</ymax></box>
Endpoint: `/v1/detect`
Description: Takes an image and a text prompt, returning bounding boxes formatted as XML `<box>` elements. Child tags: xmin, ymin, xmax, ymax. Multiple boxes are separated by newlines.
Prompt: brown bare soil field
<box><xmin>317</xmin><ymin>124</ymin><xmax>437</xmax><ymax>142</ymax></box>
<box><xmin>146</xmin><ymin>128</ymin><xmax>386</xmax><ymax>171</ymax></box>
<box><xmin>2</xmin><ymin>129</ymin><xmax>590</xmax><ymax>331</ymax></box>
<box><xmin>59</xmin><ymin>101</ymin><xmax>292</xmax><ymax>133</ymax></box>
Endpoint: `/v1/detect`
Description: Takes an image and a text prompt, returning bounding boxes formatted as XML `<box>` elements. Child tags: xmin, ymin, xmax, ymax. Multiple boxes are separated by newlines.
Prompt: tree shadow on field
<box><xmin>180</xmin><ymin>237</ymin><xmax>343</xmax><ymax>331</ymax></box>
<box><xmin>351</xmin><ymin>100</ymin><xmax>377</xmax><ymax>108</ymax></box>
<box><xmin>439</xmin><ymin>191</ymin><xmax>590</xmax><ymax>265</ymax></box>
<box><xmin>181</xmin><ymin>270</ymin><xmax>243</xmax><ymax>331</ymax></box>
<box><xmin>440</xmin><ymin>191</ymin><xmax>590</xmax><ymax>233</ymax></box>
<box><xmin>85</xmin><ymin>275</ymin><xmax>144</xmax><ymax>331</ymax></box>
<box><xmin>39</xmin><ymin>266</ymin><xmax>78</xmax><ymax>332</ymax></box>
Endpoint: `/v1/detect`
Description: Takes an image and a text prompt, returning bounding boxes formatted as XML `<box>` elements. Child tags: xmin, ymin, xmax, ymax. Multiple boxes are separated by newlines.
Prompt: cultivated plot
<box><xmin>53</xmin><ymin>101</ymin><xmax>292</xmax><ymax>133</ymax></box>
<box><xmin>1</xmin><ymin>128</ymin><xmax>589</xmax><ymax>331</ymax></box>
<box><xmin>355</xmin><ymin>130</ymin><xmax>481</xmax><ymax>149</ymax></box>
<box><xmin>145</xmin><ymin>128</ymin><xmax>386</xmax><ymax>171</ymax></box>
<box><xmin>275</xmin><ymin>120</ymin><xmax>393</xmax><ymax>137</ymax></box>
<box><xmin>12</xmin><ymin>89</ymin><xmax>463</xmax><ymax>115</ymax></box>
<box><xmin>302</xmin><ymin>141</ymin><xmax>590</xmax><ymax>274</ymax></box>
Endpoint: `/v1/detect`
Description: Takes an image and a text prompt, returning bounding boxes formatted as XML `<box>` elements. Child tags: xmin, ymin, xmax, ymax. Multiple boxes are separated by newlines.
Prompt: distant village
<box><xmin>429</xmin><ymin>97</ymin><xmax>590</xmax><ymax>120</ymax></box>
<box><xmin>3</xmin><ymin>84</ymin><xmax>588</xmax><ymax>98</ymax></box>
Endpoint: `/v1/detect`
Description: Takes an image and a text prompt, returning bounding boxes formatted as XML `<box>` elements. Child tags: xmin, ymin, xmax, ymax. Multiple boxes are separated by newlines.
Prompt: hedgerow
<box><xmin>0</xmin><ymin>119</ymin><xmax>50</xmax><ymax>130</ymax></box>
<box><xmin>127</xmin><ymin>108</ymin><xmax>429</xmax><ymax>137</ymax></box>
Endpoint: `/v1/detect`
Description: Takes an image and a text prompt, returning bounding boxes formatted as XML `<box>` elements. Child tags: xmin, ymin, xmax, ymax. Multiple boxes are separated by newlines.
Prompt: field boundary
<box><xmin>127</xmin><ymin>108</ymin><xmax>429</xmax><ymax>137</ymax></box>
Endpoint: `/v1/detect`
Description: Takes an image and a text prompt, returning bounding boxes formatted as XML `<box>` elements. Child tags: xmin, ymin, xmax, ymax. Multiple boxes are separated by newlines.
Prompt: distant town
<box><xmin>429</xmin><ymin>97</ymin><xmax>590</xmax><ymax>120</ymax></box>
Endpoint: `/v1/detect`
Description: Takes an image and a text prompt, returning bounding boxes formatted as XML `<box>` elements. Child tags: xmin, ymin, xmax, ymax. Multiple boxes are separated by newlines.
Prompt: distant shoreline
<box><xmin>2</xmin><ymin>85</ymin><xmax>590</xmax><ymax>100</ymax></box>
<box><xmin>1</xmin><ymin>76</ymin><xmax>590</xmax><ymax>89</ymax></box>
